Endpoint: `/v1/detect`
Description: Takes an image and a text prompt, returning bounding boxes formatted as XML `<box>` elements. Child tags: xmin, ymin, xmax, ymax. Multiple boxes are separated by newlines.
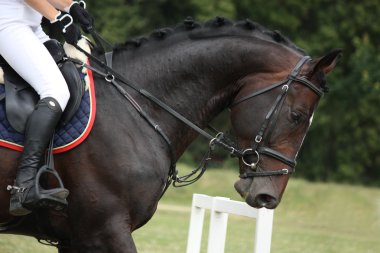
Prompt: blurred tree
<box><xmin>292</xmin><ymin>1</ymin><xmax>380</xmax><ymax>186</ymax></box>
<box><xmin>88</xmin><ymin>0</ymin><xmax>199</xmax><ymax>42</ymax></box>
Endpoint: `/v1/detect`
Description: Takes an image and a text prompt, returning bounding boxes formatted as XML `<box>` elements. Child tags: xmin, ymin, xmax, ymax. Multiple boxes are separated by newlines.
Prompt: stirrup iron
<box><xmin>34</xmin><ymin>164</ymin><xmax>69</xmax><ymax>209</ymax></box>
<box><xmin>33</xmin><ymin>135</ymin><xmax>70</xmax><ymax>210</ymax></box>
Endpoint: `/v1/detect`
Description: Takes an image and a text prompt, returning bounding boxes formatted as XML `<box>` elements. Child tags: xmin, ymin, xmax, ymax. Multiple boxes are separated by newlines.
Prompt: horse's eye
<box><xmin>290</xmin><ymin>111</ymin><xmax>302</xmax><ymax>124</ymax></box>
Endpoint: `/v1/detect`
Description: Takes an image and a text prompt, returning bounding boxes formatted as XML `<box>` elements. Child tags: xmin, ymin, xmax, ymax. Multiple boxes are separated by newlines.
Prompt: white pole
<box><xmin>253</xmin><ymin>208</ymin><xmax>274</xmax><ymax>253</ymax></box>
<box><xmin>186</xmin><ymin>194</ymin><xmax>209</xmax><ymax>253</ymax></box>
<box><xmin>206</xmin><ymin>197</ymin><xmax>230</xmax><ymax>253</ymax></box>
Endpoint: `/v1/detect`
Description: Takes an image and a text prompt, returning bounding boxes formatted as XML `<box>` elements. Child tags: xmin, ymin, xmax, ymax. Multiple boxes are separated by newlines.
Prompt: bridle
<box><xmin>71</xmin><ymin>31</ymin><xmax>324</xmax><ymax>187</ymax></box>
<box><xmin>230</xmin><ymin>56</ymin><xmax>324</xmax><ymax>178</ymax></box>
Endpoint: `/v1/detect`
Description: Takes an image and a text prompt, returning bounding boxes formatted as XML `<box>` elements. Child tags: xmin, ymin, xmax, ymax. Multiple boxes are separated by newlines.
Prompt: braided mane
<box><xmin>113</xmin><ymin>16</ymin><xmax>305</xmax><ymax>54</ymax></box>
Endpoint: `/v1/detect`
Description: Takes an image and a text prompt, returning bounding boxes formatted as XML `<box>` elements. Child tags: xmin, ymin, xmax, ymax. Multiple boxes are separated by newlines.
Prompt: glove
<box><xmin>51</xmin><ymin>12</ymin><xmax>81</xmax><ymax>45</ymax></box>
<box><xmin>67</xmin><ymin>1</ymin><xmax>94</xmax><ymax>33</ymax></box>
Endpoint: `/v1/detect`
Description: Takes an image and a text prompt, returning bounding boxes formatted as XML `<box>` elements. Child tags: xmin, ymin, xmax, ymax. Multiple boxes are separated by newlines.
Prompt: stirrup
<box><xmin>7</xmin><ymin>165</ymin><xmax>69</xmax><ymax>216</ymax></box>
<box><xmin>34</xmin><ymin>165</ymin><xmax>69</xmax><ymax>211</ymax></box>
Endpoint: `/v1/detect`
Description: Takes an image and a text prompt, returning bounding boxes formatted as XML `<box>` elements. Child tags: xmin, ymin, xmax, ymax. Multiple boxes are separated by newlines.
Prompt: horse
<box><xmin>0</xmin><ymin>17</ymin><xmax>341</xmax><ymax>252</ymax></box>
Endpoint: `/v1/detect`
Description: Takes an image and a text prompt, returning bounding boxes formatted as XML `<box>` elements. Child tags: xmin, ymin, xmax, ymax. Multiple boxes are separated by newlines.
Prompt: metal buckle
<box><xmin>282</xmin><ymin>84</ymin><xmax>289</xmax><ymax>91</ymax></box>
<box><xmin>242</xmin><ymin>149</ymin><xmax>260</xmax><ymax>169</ymax></box>
<box><xmin>6</xmin><ymin>185</ymin><xmax>26</xmax><ymax>193</ymax></box>
<box><xmin>281</xmin><ymin>168</ymin><xmax>289</xmax><ymax>175</ymax></box>
<box><xmin>105</xmin><ymin>73</ymin><xmax>115</xmax><ymax>82</ymax></box>
<box><xmin>255</xmin><ymin>135</ymin><xmax>262</xmax><ymax>143</ymax></box>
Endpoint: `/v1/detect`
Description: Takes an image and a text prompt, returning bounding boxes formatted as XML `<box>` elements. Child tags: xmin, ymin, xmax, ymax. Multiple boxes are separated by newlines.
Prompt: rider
<box><xmin>0</xmin><ymin>0</ymin><xmax>93</xmax><ymax>216</ymax></box>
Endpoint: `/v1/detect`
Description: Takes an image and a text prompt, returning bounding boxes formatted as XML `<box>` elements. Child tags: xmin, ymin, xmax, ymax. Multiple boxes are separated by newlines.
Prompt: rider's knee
<box><xmin>43</xmin><ymin>39</ymin><xmax>72</xmax><ymax>110</ymax></box>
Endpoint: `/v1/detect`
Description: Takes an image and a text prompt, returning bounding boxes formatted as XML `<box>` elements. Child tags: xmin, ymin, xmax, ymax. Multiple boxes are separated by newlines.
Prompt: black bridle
<box><xmin>72</xmin><ymin>32</ymin><xmax>323</xmax><ymax>188</ymax></box>
<box><xmin>231</xmin><ymin>56</ymin><xmax>324</xmax><ymax>178</ymax></box>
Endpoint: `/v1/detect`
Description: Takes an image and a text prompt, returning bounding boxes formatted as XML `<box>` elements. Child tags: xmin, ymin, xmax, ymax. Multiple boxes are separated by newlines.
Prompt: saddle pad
<box><xmin>0</xmin><ymin>66</ymin><xmax>96</xmax><ymax>154</ymax></box>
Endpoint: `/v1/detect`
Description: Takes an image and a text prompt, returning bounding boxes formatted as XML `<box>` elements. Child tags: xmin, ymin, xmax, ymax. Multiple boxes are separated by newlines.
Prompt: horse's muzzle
<box><xmin>234</xmin><ymin>177</ymin><xmax>280</xmax><ymax>209</ymax></box>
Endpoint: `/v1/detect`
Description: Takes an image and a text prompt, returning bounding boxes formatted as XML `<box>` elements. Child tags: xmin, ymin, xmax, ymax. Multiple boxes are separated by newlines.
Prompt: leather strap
<box><xmin>231</xmin><ymin>80</ymin><xmax>287</xmax><ymax>107</ymax></box>
<box><xmin>240</xmin><ymin>167</ymin><xmax>293</xmax><ymax>178</ymax></box>
<box><xmin>258</xmin><ymin>147</ymin><xmax>296</xmax><ymax>168</ymax></box>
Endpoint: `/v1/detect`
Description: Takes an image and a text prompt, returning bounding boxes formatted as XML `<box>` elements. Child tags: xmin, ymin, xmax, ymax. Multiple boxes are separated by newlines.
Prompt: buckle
<box><xmin>6</xmin><ymin>185</ymin><xmax>26</xmax><ymax>193</ymax></box>
<box><xmin>281</xmin><ymin>168</ymin><xmax>289</xmax><ymax>175</ymax></box>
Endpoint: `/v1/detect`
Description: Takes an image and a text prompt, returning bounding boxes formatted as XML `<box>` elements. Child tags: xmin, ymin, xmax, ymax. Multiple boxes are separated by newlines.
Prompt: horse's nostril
<box><xmin>255</xmin><ymin>194</ymin><xmax>278</xmax><ymax>209</ymax></box>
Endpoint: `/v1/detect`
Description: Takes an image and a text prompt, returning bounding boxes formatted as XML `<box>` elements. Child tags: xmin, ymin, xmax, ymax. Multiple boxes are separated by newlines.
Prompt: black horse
<box><xmin>0</xmin><ymin>17</ymin><xmax>341</xmax><ymax>252</ymax></box>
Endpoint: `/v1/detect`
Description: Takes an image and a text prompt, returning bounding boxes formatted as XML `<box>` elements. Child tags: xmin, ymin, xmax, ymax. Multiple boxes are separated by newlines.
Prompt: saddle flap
<box><xmin>3</xmin><ymin>66</ymin><xmax>38</xmax><ymax>133</ymax></box>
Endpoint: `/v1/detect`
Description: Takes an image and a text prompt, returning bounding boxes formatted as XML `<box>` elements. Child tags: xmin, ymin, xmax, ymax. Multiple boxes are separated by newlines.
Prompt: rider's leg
<box><xmin>0</xmin><ymin>24</ymin><xmax>70</xmax><ymax>215</ymax></box>
<box><xmin>9</xmin><ymin>97</ymin><xmax>69</xmax><ymax>215</ymax></box>
<box><xmin>0</xmin><ymin>25</ymin><xmax>70</xmax><ymax>108</ymax></box>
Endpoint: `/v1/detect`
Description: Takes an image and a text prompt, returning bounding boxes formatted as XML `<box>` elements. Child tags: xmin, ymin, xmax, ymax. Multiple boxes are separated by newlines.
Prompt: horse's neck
<box><xmin>112</xmin><ymin>37</ymin><xmax>295</xmax><ymax>158</ymax></box>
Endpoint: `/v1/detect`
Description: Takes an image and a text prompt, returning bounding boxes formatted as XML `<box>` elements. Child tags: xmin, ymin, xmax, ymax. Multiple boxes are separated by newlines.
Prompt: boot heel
<box><xmin>9</xmin><ymin>194</ymin><xmax>32</xmax><ymax>216</ymax></box>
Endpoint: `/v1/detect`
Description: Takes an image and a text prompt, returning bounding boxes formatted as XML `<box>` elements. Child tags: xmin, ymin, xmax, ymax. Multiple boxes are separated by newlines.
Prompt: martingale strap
<box><xmin>70</xmin><ymin>30</ymin><xmax>258</xmax><ymax>195</ymax></box>
<box><xmin>71</xmin><ymin>37</ymin><xmax>245</xmax><ymax>158</ymax></box>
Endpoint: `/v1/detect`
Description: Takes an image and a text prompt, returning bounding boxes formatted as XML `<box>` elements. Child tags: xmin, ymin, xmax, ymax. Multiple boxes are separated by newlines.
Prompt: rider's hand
<box><xmin>67</xmin><ymin>1</ymin><xmax>94</xmax><ymax>33</ymax></box>
<box><xmin>51</xmin><ymin>12</ymin><xmax>81</xmax><ymax>45</ymax></box>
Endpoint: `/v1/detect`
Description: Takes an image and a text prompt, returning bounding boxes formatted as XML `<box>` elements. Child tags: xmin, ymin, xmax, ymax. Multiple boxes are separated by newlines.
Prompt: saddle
<box><xmin>0</xmin><ymin>39</ymin><xmax>85</xmax><ymax>133</ymax></box>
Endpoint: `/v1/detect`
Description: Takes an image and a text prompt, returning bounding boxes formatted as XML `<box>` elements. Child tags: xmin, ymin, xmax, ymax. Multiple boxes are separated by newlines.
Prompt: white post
<box><xmin>186</xmin><ymin>194</ymin><xmax>211</xmax><ymax>253</ymax></box>
<box><xmin>253</xmin><ymin>208</ymin><xmax>274</xmax><ymax>253</ymax></box>
<box><xmin>206</xmin><ymin>197</ymin><xmax>230</xmax><ymax>253</ymax></box>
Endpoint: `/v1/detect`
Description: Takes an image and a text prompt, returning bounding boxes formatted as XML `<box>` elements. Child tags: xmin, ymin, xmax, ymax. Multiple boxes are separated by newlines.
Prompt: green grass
<box><xmin>0</xmin><ymin>235</ymin><xmax>54</xmax><ymax>253</ymax></box>
<box><xmin>1</xmin><ymin>164</ymin><xmax>380</xmax><ymax>253</ymax></box>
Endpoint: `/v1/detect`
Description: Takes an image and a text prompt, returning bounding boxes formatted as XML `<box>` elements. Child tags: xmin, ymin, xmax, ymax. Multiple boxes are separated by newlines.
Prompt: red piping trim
<box><xmin>53</xmin><ymin>63</ymin><xmax>96</xmax><ymax>154</ymax></box>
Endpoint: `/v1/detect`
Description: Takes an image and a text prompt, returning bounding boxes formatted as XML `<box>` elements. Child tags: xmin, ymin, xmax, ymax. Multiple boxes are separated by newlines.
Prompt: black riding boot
<box><xmin>8</xmin><ymin>97</ymin><xmax>69</xmax><ymax>216</ymax></box>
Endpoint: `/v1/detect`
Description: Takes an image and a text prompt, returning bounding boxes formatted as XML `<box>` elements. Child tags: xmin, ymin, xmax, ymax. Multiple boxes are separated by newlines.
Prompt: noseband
<box><xmin>231</xmin><ymin>56</ymin><xmax>324</xmax><ymax>178</ymax></box>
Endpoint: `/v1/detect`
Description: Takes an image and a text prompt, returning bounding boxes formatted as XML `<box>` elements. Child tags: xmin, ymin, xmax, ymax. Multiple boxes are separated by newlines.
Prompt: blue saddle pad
<box><xmin>0</xmin><ymin>68</ymin><xmax>96</xmax><ymax>153</ymax></box>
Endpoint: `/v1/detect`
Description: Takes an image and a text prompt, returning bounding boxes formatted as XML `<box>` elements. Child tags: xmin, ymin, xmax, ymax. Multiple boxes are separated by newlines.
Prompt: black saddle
<box><xmin>0</xmin><ymin>39</ymin><xmax>85</xmax><ymax>133</ymax></box>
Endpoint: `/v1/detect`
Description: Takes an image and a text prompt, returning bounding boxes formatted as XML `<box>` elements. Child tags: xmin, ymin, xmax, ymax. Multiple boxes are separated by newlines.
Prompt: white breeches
<box><xmin>0</xmin><ymin>25</ymin><xmax>70</xmax><ymax>110</ymax></box>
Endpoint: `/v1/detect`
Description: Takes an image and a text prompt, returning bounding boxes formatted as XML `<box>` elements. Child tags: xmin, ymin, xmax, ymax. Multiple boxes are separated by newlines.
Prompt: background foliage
<box><xmin>85</xmin><ymin>0</ymin><xmax>380</xmax><ymax>185</ymax></box>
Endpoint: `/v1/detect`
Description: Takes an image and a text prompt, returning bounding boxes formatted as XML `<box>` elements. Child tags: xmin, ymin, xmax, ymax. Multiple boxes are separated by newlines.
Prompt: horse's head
<box><xmin>231</xmin><ymin>49</ymin><xmax>341</xmax><ymax>209</ymax></box>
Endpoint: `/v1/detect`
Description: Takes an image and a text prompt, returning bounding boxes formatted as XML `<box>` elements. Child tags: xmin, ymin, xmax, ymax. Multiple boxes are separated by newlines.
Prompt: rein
<box><xmin>71</xmin><ymin>32</ymin><xmax>245</xmax><ymax>192</ymax></box>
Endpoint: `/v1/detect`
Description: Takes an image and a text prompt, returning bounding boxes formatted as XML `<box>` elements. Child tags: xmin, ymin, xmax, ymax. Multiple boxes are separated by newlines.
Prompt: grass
<box><xmin>1</xmin><ymin>164</ymin><xmax>379</xmax><ymax>253</ymax></box>
<box><xmin>0</xmin><ymin>235</ymin><xmax>54</xmax><ymax>253</ymax></box>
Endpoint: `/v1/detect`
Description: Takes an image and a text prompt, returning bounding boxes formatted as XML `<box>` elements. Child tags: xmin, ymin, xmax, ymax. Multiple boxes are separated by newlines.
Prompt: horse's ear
<box><xmin>312</xmin><ymin>49</ymin><xmax>342</xmax><ymax>74</ymax></box>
